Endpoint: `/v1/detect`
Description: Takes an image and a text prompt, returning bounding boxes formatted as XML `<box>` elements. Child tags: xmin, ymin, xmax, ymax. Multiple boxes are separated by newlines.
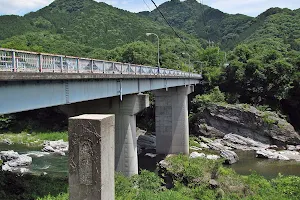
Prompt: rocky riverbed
<box><xmin>0</xmin><ymin>139</ymin><xmax>68</xmax><ymax>173</ymax></box>
<box><xmin>190</xmin><ymin>134</ymin><xmax>300</xmax><ymax>162</ymax></box>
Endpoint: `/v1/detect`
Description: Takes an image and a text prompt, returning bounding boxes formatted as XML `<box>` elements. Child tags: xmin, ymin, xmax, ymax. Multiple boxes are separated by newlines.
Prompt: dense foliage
<box><xmin>141</xmin><ymin>0</ymin><xmax>253</xmax><ymax>49</ymax></box>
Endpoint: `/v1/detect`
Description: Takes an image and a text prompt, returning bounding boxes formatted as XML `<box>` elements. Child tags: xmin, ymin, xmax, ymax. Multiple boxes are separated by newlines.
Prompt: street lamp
<box><xmin>182</xmin><ymin>52</ymin><xmax>191</xmax><ymax>76</ymax></box>
<box><xmin>146</xmin><ymin>32</ymin><xmax>160</xmax><ymax>74</ymax></box>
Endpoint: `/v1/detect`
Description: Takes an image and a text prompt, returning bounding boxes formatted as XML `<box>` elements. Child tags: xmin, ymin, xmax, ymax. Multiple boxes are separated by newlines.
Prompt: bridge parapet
<box><xmin>0</xmin><ymin>48</ymin><xmax>201</xmax><ymax>78</ymax></box>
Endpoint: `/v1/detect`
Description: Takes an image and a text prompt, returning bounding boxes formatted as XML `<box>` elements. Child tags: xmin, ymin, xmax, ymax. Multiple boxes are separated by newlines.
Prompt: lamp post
<box><xmin>182</xmin><ymin>52</ymin><xmax>191</xmax><ymax>76</ymax></box>
<box><xmin>146</xmin><ymin>32</ymin><xmax>160</xmax><ymax>74</ymax></box>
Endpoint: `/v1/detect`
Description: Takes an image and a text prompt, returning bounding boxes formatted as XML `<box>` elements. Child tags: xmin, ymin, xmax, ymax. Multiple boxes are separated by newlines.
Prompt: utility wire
<box><xmin>142</xmin><ymin>0</ymin><xmax>152</xmax><ymax>12</ymax></box>
<box><xmin>149</xmin><ymin>0</ymin><xmax>190</xmax><ymax>53</ymax></box>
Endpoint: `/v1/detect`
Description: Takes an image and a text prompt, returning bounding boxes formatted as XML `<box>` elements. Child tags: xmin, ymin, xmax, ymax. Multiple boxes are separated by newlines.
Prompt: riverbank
<box><xmin>0</xmin><ymin>132</ymin><xmax>68</xmax><ymax>147</ymax></box>
<box><xmin>2</xmin><ymin>155</ymin><xmax>300</xmax><ymax>200</ymax></box>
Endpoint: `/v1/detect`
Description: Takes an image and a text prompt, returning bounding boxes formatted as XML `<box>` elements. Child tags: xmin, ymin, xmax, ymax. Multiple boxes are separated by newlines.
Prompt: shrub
<box><xmin>192</xmin><ymin>87</ymin><xmax>226</xmax><ymax>111</ymax></box>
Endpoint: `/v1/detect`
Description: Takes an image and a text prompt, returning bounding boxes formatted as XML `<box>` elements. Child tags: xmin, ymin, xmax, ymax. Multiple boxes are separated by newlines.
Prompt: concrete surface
<box><xmin>68</xmin><ymin>114</ymin><xmax>115</xmax><ymax>200</ymax></box>
<box><xmin>154</xmin><ymin>86</ymin><xmax>192</xmax><ymax>154</ymax></box>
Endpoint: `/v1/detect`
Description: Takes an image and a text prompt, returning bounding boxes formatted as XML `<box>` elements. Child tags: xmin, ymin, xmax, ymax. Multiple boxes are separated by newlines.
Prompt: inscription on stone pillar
<box><xmin>79</xmin><ymin>140</ymin><xmax>93</xmax><ymax>185</ymax></box>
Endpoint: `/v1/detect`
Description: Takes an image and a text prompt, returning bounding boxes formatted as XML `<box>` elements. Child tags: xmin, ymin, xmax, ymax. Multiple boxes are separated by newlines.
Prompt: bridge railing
<box><xmin>0</xmin><ymin>48</ymin><xmax>202</xmax><ymax>78</ymax></box>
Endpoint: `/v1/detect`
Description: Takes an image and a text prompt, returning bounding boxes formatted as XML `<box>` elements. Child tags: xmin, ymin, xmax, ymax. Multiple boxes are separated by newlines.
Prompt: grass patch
<box><xmin>262</xmin><ymin>113</ymin><xmax>277</xmax><ymax>125</ymax></box>
<box><xmin>0</xmin><ymin>171</ymin><xmax>68</xmax><ymax>200</ymax></box>
<box><xmin>189</xmin><ymin>136</ymin><xmax>201</xmax><ymax>148</ymax></box>
<box><xmin>2</xmin><ymin>166</ymin><xmax>300</xmax><ymax>200</ymax></box>
<box><xmin>1</xmin><ymin>154</ymin><xmax>300</xmax><ymax>200</ymax></box>
<box><xmin>165</xmin><ymin>154</ymin><xmax>222</xmax><ymax>186</ymax></box>
<box><xmin>0</xmin><ymin>131</ymin><xmax>68</xmax><ymax>147</ymax></box>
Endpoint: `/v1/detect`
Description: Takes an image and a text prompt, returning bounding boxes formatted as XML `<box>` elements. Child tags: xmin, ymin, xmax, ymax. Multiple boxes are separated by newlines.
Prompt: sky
<box><xmin>0</xmin><ymin>0</ymin><xmax>299</xmax><ymax>17</ymax></box>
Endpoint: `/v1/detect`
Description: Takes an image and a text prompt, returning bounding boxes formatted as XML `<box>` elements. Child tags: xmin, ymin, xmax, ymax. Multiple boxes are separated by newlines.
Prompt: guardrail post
<box><xmin>60</xmin><ymin>56</ymin><xmax>63</xmax><ymax>73</ymax></box>
<box><xmin>66</xmin><ymin>59</ymin><xmax>69</xmax><ymax>73</ymax></box>
<box><xmin>12</xmin><ymin>51</ymin><xmax>16</xmax><ymax>72</ymax></box>
<box><xmin>121</xmin><ymin>64</ymin><xmax>123</xmax><ymax>74</ymax></box>
<box><xmin>113</xmin><ymin>63</ymin><xmax>115</xmax><ymax>74</ymax></box>
<box><xmin>103</xmin><ymin>62</ymin><xmax>105</xmax><ymax>74</ymax></box>
<box><xmin>77</xmin><ymin>58</ymin><xmax>80</xmax><ymax>73</ymax></box>
<box><xmin>53</xmin><ymin>57</ymin><xmax>55</xmax><ymax>72</ymax></box>
<box><xmin>38</xmin><ymin>54</ymin><xmax>43</xmax><ymax>72</ymax></box>
<box><xmin>91</xmin><ymin>60</ymin><xmax>94</xmax><ymax>73</ymax></box>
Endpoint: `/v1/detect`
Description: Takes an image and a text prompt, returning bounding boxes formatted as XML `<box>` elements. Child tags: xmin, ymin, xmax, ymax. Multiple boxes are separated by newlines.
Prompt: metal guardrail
<box><xmin>0</xmin><ymin>48</ymin><xmax>202</xmax><ymax>78</ymax></box>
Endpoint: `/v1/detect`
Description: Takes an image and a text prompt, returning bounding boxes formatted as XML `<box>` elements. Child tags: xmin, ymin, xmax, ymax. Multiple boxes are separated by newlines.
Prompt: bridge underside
<box><xmin>0</xmin><ymin>77</ymin><xmax>199</xmax><ymax>114</ymax></box>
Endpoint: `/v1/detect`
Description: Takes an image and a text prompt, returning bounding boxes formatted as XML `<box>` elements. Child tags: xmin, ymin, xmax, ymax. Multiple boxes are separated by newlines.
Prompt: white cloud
<box><xmin>206</xmin><ymin>0</ymin><xmax>300</xmax><ymax>16</ymax></box>
<box><xmin>0</xmin><ymin>0</ymin><xmax>53</xmax><ymax>15</ymax></box>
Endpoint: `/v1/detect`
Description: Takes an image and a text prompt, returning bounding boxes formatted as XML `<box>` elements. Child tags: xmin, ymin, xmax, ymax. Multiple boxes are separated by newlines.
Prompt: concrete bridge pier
<box><xmin>62</xmin><ymin>94</ymin><xmax>149</xmax><ymax>176</ymax></box>
<box><xmin>111</xmin><ymin>94</ymin><xmax>149</xmax><ymax>176</ymax></box>
<box><xmin>154</xmin><ymin>86</ymin><xmax>193</xmax><ymax>154</ymax></box>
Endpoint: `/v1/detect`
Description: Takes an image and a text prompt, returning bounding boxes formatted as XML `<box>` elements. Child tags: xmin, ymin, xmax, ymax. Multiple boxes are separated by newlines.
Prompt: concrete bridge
<box><xmin>0</xmin><ymin>48</ymin><xmax>202</xmax><ymax>199</ymax></box>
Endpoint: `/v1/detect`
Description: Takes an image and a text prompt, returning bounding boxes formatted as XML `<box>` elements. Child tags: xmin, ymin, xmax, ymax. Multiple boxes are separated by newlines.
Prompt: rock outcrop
<box><xmin>191</xmin><ymin>104</ymin><xmax>300</xmax><ymax>146</ymax></box>
<box><xmin>137</xmin><ymin>134</ymin><xmax>156</xmax><ymax>154</ymax></box>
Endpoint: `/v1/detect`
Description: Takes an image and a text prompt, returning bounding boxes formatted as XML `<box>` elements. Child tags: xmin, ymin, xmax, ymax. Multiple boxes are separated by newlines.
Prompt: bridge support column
<box><xmin>62</xmin><ymin>94</ymin><xmax>149</xmax><ymax>176</ymax></box>
<box><xmin>68</xmin><ymin>114</ymin><xmax>115</xmax><ymax>200</ymax></box>
<box><xmin>154</xmin><ymin>86</ymin><xmax>193</xmax><ymax>154</ymax></box>
<box><xmin>112</xmin><ymin>94</ymin><xmax>149</xmax><ymax>176</ymax></box>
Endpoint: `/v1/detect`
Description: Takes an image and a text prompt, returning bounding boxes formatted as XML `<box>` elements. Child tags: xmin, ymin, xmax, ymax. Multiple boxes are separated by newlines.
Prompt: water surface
<box><xmin>1</xmin><ymin>144</ymin><xmax>300</xmax><ymax>179</ymax></box>
<box><xmin>229</xmin><ymin>150</ymin><xmax>300</xmax><ymax>179</ymax></box>
<box><xmin>0</xmin><ymin>143</ymin><xmax>68</xmax><ymax>177</ymax></box>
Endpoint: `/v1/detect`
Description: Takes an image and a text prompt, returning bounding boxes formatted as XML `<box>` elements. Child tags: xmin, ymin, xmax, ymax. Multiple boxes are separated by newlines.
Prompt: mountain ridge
<box><xmin>0</xmin><ymin>0</ymin><xmax>299</xmax><ymax>54</ymax></box>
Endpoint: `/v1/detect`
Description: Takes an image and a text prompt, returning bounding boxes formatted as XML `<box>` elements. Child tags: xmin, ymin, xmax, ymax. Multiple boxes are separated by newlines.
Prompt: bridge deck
<box><xmin>0</xmin><ymin>72</ymin><xmax>200</xmax><ymax>81</ymax></box>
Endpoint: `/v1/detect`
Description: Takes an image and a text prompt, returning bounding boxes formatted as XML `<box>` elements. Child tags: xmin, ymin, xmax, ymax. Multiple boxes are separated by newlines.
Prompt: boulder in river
<box><xmin>42</xmin><ymin>139</ymin><xmax>68</xmax><ymax>156</ymax></box>
<box><xmin>7</xmin><ymin>155</ymin><xmax>32</xmax><ymax>167</ymax></box>
<box><xmin>2</xmin><ymin>163</ymin><xmax>29</xmax><ymax>173</ymax></box>
<box><xmin>190</xmin><ymin>152</ymin><xmax>206</xmax><ymax>159</ymax></box>
<box><xmin>0</xmin><ymin>150</ymin><xmax>19</xmax><ymax>161</ymax></box>
<box><xmin>206</xmin><ymin>155</ymin><xmax>220</xmax><ymax>160</ymax></box>
<box><xmin>137</xmin><ymin>134</ymin><xmax>156</xmax><ymax>149</ymax></box>
<box><xmin>137</xmin><ymin>134</ymin><xmax>156</xmax><ymax>154</ymax></box>
<box><xmin>256</xmin><ymin>149</ymin><xmax>290</xmax><ymax>160</ymax></box>
<box><xmin>0</xmin><ymin>150</ymin><xmax>32</xmax><ymax>172</ymax></box>
<box><xmin>220</xmin><ymin>150</ymin><xmax>239</xmax><ymax>164</ymax></box>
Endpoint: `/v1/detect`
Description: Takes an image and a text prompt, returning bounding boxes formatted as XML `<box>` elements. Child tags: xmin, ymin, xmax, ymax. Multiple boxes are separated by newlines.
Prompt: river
<box><xmin>1</xmin><ymin>144</ymin><xmax>300</xmax><ymax>179</ymax></box>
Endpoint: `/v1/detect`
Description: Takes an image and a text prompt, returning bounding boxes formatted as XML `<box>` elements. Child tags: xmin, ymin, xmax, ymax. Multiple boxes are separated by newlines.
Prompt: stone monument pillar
<box><xmin>68</xmin><ymin>114</ymin><xmax>115</xmax><ymax>200</ymax></box>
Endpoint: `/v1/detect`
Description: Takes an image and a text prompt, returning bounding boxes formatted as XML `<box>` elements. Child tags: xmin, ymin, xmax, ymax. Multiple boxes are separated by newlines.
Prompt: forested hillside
<box><xmin>140</xmin><ymin>0</ymin><xmax>253</xmax><ymax>49</ymax></box>
<box><xmin>0</xmin><ymin>0</ymin><xmax>178</xmax><ymax>49</ymax></box>
<box><xmin>0</xmin><ymin>0</ymin><xmax>199</xmax><ymax>59</ymax></box>
<box><xmin>218</xmin><ymin>7</ymin><xmax>300</xmax><ymax>129</ymax></box>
